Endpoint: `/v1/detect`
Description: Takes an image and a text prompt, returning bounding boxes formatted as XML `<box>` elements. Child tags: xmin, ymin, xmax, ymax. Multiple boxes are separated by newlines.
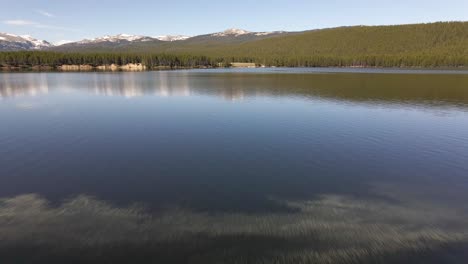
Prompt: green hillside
<box><xmin>115</xmin><ymin>21</ymin><xmax>468</xmax><ymax>67</ymax></box>
<box><xmin>225</xmin><ymin>22</ymin><xmax>468</xmax><ymax>67</ymax></box>
<box><xmin>1</xmin><ymin>22</ymin><xmax>468</xmax><ymax>68</ymax></box>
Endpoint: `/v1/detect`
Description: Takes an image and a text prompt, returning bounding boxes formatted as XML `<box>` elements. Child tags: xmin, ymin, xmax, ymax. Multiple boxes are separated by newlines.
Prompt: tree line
<box><xmin>0</xmin><ymin>51</ymin><xmax>218</xmax><ymax>69</ymax></box>
<box><xmin>1</xmin><ymin>50</ymin><xmax>467</xmax><ymax>69</ymax></box>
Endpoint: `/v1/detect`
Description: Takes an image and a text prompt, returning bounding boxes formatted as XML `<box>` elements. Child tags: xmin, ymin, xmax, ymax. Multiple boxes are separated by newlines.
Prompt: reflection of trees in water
<box><xmin>0</xmin><ymin>72</ymin><xmax>193</xmax><ymax>99</ymax></box>
<box><xmin>1</xmin><ymin>184</ymin><xmax>467</xmax><ymax>263</ymax></box>
<box><xmin>1</xmin><ymin>72</ymin><xmax>468</xmax><ymax>108</ymax></box>
<box><xmin>84</xmin><ymin>72</ymin><xmax>468</xmax><ymax>105</ymax></box>
<box><xmin>187</xmin><ymin>73</ymin><xmax>468</xmax><ymax>108</ymax></box>
<box><xmin>0</xmin><ymin>73</ymin><xmax>49</xmax><ymax>99</ymax></box>
<box><xmin>90</xmin><ymin>72</ymin><xmax>191</xmax><ymax>98</ymax></box>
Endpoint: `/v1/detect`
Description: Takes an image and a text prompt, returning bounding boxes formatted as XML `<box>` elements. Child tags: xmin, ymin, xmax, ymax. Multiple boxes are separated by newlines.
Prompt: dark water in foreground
<box><xmin>1</xmin><ymin>69</ymin><xmax>468</xmax><ymax>263</ymax></box>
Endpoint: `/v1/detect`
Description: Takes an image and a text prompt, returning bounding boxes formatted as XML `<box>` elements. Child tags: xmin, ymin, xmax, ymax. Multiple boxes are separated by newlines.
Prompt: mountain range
<box><xmin>0</xmin><ymin>33</ymin><xmax>53</xmax><ymax>51</ymax></box>
<box><xmin>1</xmin><ymin>22</ymin><xmax>467</xmax><ymax>68</ymax></box>
<box><xmin>0</xmin><ymin>28</ymin><xmax>290</xmax><ymax>52</ymax></box>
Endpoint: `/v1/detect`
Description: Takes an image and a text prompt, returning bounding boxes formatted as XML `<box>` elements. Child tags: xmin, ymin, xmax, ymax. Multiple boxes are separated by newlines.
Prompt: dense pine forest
<box><xmin>1</xmin><ymin>22</ymin><xmax>467</xmax><ymax>69</ymax></box>
<box><xmin>0</xmin><ymin>52</ymin><xmax>215</xmax><ymax>69</ymax></box>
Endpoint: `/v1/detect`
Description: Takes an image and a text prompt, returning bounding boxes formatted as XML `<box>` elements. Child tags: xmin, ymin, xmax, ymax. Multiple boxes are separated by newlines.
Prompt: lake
<box><xmin>1</xmin><ymin>68</ymin><xmax>468</xmax><ymax>263</ymax></box>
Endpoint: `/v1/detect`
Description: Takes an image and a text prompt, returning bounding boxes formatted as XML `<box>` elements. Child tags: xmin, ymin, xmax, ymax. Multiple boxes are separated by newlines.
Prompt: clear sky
<box><xmin>1</xmin><ymin>0</ymin><xmax>467</xmax><ymax>43</ymax></box>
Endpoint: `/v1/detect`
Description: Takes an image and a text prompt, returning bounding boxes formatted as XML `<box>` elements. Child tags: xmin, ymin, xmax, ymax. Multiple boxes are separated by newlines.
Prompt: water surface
<box><xmin>1</xmin><ymin>69</ymin><xmax>468</xmax><ymax>263</ymax></box>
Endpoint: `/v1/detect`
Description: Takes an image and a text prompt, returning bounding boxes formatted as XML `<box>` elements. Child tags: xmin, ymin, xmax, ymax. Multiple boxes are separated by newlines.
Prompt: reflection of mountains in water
<box><xmin>1</xmin><ymin>72</ymin><xmax>468</xmax><ymax>108</ymax></box>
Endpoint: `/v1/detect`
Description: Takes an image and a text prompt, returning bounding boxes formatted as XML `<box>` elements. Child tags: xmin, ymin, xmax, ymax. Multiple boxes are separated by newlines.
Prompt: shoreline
<box><xmin>1</xmin><ymin>65</ymin><xmax>468</xmax><ymax>74</ymax></box>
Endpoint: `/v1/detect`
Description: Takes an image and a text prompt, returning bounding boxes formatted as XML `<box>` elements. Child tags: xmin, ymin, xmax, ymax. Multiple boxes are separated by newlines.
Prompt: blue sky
<box><xmin>1</xmin><ymin>0</ymin><xmax>467</xmax><ymax>43</ymax></box>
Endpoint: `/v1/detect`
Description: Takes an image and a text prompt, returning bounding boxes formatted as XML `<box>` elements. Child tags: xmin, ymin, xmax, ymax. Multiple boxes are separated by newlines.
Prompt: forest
<box><xmin>1</xmin><ymin>22</ymin><xmax>467</xmax><ymax>69</ymax></box>
<box><xmin>0</xmin><ymin>52</ymin><xmax>216</xmax><ymax>69</ymax></box>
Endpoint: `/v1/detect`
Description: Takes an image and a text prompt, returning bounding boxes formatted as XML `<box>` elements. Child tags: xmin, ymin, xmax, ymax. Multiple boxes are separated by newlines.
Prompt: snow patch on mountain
<box><xmin>211</xmin><ymin>28</ymin><xmax>283</xmax><ymax>37</ymax></box>
<box><xmin>154</xmin><ymin>35</ymin><xmax>190</xmax><ymax>41</ymax></box>
<box><xmin>212</xmin><ymin>28</ymin><xmax>251</xmax><ymax>37</ymax></box>
<box><xmin>77</xmin><ymin>34</ymin><xmax>152</xmax><ymax>44</ymax></box>
<box><xmin>254</xmin><ymin>31</ymin><xmax>285</xmax><ymax>36</ymax></box>
<box><xmin>55</xmin><ymin>40</ymin><xmax>74</xmax><ymax>46</ymax></box>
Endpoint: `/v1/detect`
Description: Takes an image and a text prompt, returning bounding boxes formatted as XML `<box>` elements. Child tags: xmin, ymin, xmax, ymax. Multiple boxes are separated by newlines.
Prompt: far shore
<box><xmin>1</xmin><ymin>64</ymin><xmax>468</xmax><ymax>73</ymax></box>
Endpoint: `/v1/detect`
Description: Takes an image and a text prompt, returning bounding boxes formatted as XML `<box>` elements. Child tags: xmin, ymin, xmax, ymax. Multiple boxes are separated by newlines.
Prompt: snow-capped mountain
<box><xmin>212</xmin><ymin>28</ymin><xmax>252</xmax><ymax>37</ymax></box>
<box><xmin>54</xmin><ymin>34</ymin><xmax>191</xmax><ymax>49</ymax></box>
<box><xmin>154</xmin><ymin>35</ymin><xmax>190</xmax><ymax>41</ymax></box>
<box><xmin>0</xmin><ymin>32</ymin><xmax>53</xmax><ymax>51</ymax></box>
<box><xmin>211</xmin><ymin>28</ymin><xmax>285</xmax><ymax>37</ymax></box>
<box><xmin>77</xmin><ymin>34</ymin><xmax>154</xmax><ymax>44</ymax></box>
<box><xmin>48</xmin><ymin>33</ymin><xmax>160</xmax><ymax>50</ymax></box>
<box><xmin>54</xmin><ymin>40</ymin><xmax>74</xmax><ymax>46</ymax></box>
<box><xmin>0</xmin><ymin>28</ymin><xmax>292</xmax><ymax>51</ymax></box>
<box><xmin>180</xmin><ymin>28</ymin><xmax>290</xmax><ymax>45</ymax></box>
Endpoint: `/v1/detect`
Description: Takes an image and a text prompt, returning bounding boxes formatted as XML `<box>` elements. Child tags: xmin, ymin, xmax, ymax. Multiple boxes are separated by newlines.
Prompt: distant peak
<box><xmin>154</xmin><ymin>35</ymin><xmax>191</xmax><ymax>41</ymax></box>
<box><xmin>0</xmin><ymin>32</ymin><xmax>52</xmax><ymax>49</ymax></box>
<box><xmin>78</xmin><ymin>34</ymin><xmax>150</xmax><ymax>44</ymax></box>
<box><xmin>55</xmin><ymin>40</ymin><xmax>74</xmax><ymax>46</ymax></box>
<box><xmin>224</xmin><ymin>28</ymin><xmax>250</xmax><ymax>34</ymax></box>
<box><xmin>20</xmin><ymin>35</ymin><xmax>34</xmax><ymax>40</ymax></box>
<box><xmin>213</xmin><ymin>28</ymin><xmax>251</xmax><ymax>37</ymax></box>
<box><xmin>4</xmin><ymin>33</ymin><xmax>19</xmax><ymax>38</ymax></box>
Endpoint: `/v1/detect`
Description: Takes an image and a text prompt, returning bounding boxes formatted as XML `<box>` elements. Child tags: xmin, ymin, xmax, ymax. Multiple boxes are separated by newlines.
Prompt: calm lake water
<box><xmin>1</xmin><ymin>69</ymin><xmax>468</xmax><ymax>263</ymax></box>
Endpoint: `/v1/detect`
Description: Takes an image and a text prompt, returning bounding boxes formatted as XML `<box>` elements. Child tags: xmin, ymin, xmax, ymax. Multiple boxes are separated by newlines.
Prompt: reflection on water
<box><xmin>1</xmin><ymin>69</ymin><xmax>468</xmax><ymax>263</ymax></box>
<box><xmin>89</xmin><ymin>72</ymin><xmax>191</xmax><ymax>98</ymax></box>
<box><xmin>2</xmin><ymin>182</ymin><xmax>468</xmax><ymax>263</ymax></box>
<box><xmin>0</xmin><ymin>73</ymin><xmax>50</xmax><ymax>98</ymax></box>
<box><xmin>1</xmin><ymin>70</ymin><xmax>468</xmax><ymax>107</ymax></box>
